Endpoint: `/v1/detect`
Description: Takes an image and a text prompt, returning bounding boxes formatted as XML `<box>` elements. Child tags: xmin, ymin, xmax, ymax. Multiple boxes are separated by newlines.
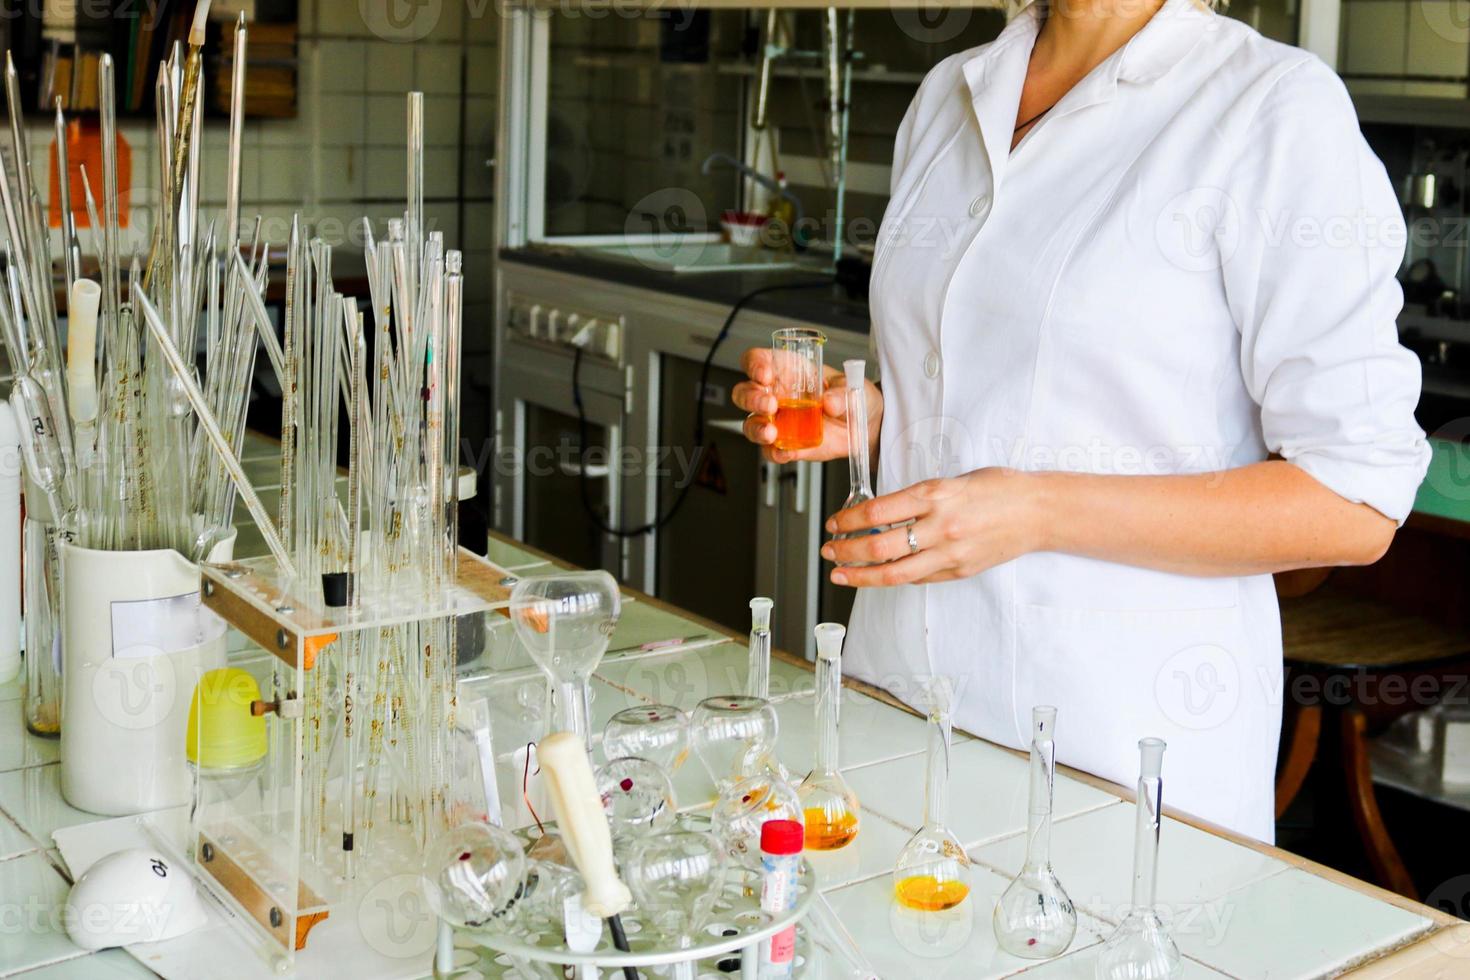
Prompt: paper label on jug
<box><xmin>110</xmin><ymin>592</ymin><xmax>226</xmax><ymax>659</ymax></box>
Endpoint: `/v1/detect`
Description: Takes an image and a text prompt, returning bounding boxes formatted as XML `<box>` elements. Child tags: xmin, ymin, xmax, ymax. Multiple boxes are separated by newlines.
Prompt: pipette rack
<box><xmin>189</xmin><ymin>546</ymin><xmax>519</xmax><ymax>972</ymax></box>
<box><xmin>200</xmin><ymin>548</ymin><xmax>518</xmax><ymax>669</ymax></box>
<box><xmin>454</xmin><ymin>824</ymin><xmax>818</xmax><ymax>979</ymax></box>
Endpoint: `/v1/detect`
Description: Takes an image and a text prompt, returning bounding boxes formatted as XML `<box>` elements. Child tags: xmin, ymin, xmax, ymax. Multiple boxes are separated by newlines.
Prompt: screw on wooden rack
<box><xmin>276</xmin><ymin>629</ymin><xmax>289</xmax><ymax>650</ymax></box>
<box><xmin>203</xmin><ymin>581</ymin><xmax>214</xmax><ymax>597</ymax></box>
<box><xmin>201</xmin><ymin>842</ymin><xmax>214</xmax><ymax>862</ymax></box>
<box><xmin>269</xmin><ymin>907</ymin><xmax>282</xmax><ymax>928</ymax></box>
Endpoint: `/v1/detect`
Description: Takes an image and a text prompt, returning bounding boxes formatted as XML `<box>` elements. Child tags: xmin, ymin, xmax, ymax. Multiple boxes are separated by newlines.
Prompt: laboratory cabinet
<box><xmin>492</xmin><ymin>256</ymin><xmax>865</xmax><ymax>659</ymax></box>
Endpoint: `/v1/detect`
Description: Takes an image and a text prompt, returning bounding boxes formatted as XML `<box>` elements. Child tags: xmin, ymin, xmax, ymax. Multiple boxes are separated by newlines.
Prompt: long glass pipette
<box><xmin>133</xmin><ymin>288</ymin><xmax>295</xmax><ymax>574</ymax></box>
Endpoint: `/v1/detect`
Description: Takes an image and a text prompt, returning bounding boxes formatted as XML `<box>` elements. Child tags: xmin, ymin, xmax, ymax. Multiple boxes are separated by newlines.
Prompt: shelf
<box><xmin>1352</xmin><ymin>93</ymin><xmax>1470</xmax><ymax>128</ymax></box>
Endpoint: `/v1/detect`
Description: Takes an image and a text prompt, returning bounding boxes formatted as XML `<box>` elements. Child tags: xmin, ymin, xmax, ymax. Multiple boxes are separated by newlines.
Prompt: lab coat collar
<box><xmin>961</xmin><ymin>0</ymin><xmax>1215</xmax><ymax>97</ymax></box>
<box><xmin>960</xmin><ymin>0</ymin><xmax>1214</xmax><ymax>188</ymax></box>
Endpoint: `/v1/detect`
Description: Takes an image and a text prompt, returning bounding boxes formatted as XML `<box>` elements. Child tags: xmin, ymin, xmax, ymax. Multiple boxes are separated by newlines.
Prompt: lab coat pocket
<box><xmin>1013</xmin><ymin>601</ymin><xmax>1276</xmax><ymax>836</ymax></box>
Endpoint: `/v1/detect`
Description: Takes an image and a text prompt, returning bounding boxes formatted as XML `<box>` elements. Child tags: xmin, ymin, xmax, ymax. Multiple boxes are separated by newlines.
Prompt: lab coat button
<box><xmin>969</xmin><ymin>195</ymin><xmax>990</xmax><ymax>218</ymax></box>
<box><xmin>924</xmin><ymin>351</ymin><xmax>941</xmax><ymax>378</ymax></box>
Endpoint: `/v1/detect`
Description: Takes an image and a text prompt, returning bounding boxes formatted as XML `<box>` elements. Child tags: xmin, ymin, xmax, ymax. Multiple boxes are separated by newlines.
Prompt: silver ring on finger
<box><xmin>907</xmin><ymin>525</ymin><xmax>921</xmax><ymax>555</ymax></box>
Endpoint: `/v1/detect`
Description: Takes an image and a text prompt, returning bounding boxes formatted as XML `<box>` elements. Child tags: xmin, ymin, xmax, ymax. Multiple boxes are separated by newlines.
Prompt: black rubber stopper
<box><xmin>456</xmin><ymin>611</ymin><xmax>485</xmax><ymax>665</ymax></box>
<box><xmin>716</xmin><ymin>928</ymin><xmax>741</xmax><ymax>972</ymax></box>
<box><xmin>321</xmin><ymin>571</ymin><xmax>352</xmax><ymax>607</ymax></box>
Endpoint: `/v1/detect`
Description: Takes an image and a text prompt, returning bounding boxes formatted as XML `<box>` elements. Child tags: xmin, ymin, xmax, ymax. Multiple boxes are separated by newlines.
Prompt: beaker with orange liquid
<box><xmin>771</xmin><ymin>328</ymin><xmax>826</xmax><ymax>451</ymax></box>
<box><xmin>892</xmin><ymin>677</ymin><xmax>973</xmax><ymax>913</ymax></box>
<box><xmin>797</xmin><ymin>623</ymin><xmax>860</xmax><ymax>851</ymax></box>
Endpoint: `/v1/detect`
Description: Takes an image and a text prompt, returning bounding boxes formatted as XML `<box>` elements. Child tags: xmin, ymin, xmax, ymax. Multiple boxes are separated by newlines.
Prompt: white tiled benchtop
<box><xmin>0</xmin><ymin>443</ymin><xmax>1459</xmax><ymax>978</ymax></box>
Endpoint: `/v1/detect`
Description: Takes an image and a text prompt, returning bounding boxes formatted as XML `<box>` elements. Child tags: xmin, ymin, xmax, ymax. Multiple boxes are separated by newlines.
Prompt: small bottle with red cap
<box><xmin>757</xmin><ymin>819</ymin><xmax>803</xmax><ymax>978</ymax></box>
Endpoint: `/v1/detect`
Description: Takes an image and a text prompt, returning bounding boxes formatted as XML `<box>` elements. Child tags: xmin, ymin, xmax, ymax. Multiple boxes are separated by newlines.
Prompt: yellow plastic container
<box><xmin>186</xmin><ymin>668</ymin><xmax>268</xmax><ymax>770</ymax></box>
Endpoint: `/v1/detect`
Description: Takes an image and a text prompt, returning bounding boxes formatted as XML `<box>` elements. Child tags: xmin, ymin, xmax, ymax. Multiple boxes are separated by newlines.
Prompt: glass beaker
<box><xmin>994</xmin><ymin>705</ymin><xmax>1077</xmax><ymax>957</ymax></box>
<box><xmin>509</xmin><ymin>571</ymin><xmax>621</xmax><ymax>752</ymax></box>
<box><xmin>797</xmin><ymin>623</ymin><xmax>859</xmax><ymax>850</ymax></box>
<box><xmin>771</xmin><ymin>328</ymin><xmax>825</xmax><ymax>452</ymax></box>
<box><xmin>893</xmin><ymin>677</ymin><xmax>971</xmax><ymax>912</ymax></box>
<box><xmin>22</xmin><ymin>517</ymin><xmax>61</xmax><ymax>737</ymax></box>
<box><xmin>1096</xmin><ymin>737</ymin><xmax>1181</xmax><ymax>980</ymax></box>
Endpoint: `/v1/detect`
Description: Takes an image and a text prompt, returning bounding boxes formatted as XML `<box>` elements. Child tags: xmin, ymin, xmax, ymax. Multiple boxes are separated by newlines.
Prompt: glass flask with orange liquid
<box><xmin>771</xmin><ymin>328</ymin><xmax>826</xmax><ymax>452</ymax></box>
<box><xmin>797</xmin><ymin>623</ymin><xmax>860</xmax><ymax>850</ymax></box>
<box><xmin>993</xmin><ymin>705</ymin><xmax>1078</xmax><ymax>957</ymax></box>
<box><xmin>892</xmin><ymin>677</ymin><xmax>972</xmax><ymax>913</ymax></box>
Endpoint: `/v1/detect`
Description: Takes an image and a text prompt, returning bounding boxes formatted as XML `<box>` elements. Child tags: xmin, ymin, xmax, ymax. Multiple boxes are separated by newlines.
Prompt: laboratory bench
<box><xmin>3</xmin><ymin>438</ymin><xmax>1469</xmax><ymax>979</ymax></box>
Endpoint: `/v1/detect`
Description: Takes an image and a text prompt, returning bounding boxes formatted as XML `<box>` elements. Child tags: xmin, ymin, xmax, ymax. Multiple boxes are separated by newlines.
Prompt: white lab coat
<box><xmin>845</xmin><ymin>0</ymin><xmax>1429</xmax><ymax>842</ymax></box>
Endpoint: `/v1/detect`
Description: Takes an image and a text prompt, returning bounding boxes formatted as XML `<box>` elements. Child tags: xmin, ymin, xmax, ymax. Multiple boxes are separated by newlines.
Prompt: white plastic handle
<box><xmin>66</xmin><ymin>279</ymin><xmax>101</xmax><ymax>424</ymax></box>
<box><xmin>536</xmin><ymin>731</ymin><xmax>632</xmax><ymax>918</ymax></box>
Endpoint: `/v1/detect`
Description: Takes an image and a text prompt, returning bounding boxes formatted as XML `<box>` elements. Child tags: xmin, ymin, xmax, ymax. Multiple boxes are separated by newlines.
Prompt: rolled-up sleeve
<box><xmin>1222</xmin><ymin>58</ymin><xmax>1429</xmax><ymax>523</ymax></box>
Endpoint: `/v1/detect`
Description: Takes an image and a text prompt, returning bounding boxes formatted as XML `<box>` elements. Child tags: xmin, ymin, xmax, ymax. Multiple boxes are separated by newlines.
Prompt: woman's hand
<box><xmin>731</xmin><ymin>348</ymin><xmax>882</xmax><ymax>464</ymax></box>
<box><xmin>820</xmin><ymin>461</ymin><xmax>1399</xmax><ymax>588</ymax></box>
<box><xmin>820</xmin><ymin>468</ymin><xmax>1045</xmax><ymax>586</ymax></box>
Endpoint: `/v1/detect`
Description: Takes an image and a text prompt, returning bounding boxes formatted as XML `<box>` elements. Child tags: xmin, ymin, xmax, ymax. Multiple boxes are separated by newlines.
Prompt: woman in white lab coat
<box><xmin>734</xmin><ymin>0</ymin><xmax>1428</xmax><ymax>842</ymax></box>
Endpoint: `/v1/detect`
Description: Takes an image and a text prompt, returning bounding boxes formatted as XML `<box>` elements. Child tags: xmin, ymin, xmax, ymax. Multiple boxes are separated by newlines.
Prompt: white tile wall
<box><xmin>36</xmin><ymin>5</ymin><xmax>499</xmax><ymax>295</ymax></box>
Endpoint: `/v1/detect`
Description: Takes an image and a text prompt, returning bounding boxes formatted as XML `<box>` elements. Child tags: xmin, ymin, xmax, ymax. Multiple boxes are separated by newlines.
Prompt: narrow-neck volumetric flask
<box><xmin>834</xmin><ymin>360</ymin><xmax>887</xmax><ymax>565</ymax></box>
<box><xmin>994</xmin><ymin>705</ymin><xmax>1077</xmax><ymax>957</ymax></box>
<box><xmin>1096</xmin><ymin>737</ymin><xmax>1181</xmax><ymax>980</ymax></box>
<box><xmin>797</xmin><ymin>623</ymin><xmax>860</xmax><ymax>850</ymax></box>
<box><xmin>893</xmin><ymin>676</ymin><xmax>972</xmax><ymax>912</ymax></box>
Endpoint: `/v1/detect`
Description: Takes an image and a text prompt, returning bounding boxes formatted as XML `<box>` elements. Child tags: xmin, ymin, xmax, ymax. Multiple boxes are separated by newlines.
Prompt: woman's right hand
<box><xmin>732</xmin><ymin>348</ymin><xmax>883</xmax><ymax>465</ymax></box>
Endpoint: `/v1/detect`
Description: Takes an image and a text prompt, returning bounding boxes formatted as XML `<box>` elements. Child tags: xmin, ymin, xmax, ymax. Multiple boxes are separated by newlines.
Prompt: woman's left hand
<box><xmin>820</xmin><ymin>468</ymin><xmax>1045</xmax><ymax>587</ymax></box>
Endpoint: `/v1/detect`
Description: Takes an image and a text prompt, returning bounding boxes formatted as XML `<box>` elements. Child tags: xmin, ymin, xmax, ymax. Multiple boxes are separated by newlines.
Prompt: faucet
<box><xmin>700</xmin><ymin>152</ymin><xmax>805</xmax><ymax>229</ymax></box>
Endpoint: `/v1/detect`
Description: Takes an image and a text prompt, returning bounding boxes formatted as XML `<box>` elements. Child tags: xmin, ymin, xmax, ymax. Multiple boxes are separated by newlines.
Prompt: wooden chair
<box><xmin>1276</xmin><ymin>582</ymin><xmax>1470</xmax><ymax>900</ymax></box>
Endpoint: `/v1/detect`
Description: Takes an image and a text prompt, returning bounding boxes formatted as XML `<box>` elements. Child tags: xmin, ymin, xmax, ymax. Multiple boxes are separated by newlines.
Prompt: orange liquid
<box><xmin>774</xmin><ymin>399</ymin><xmax>823</xmax><ymax>451</ymax></box>
<box><xmin>803</xmin><ymin>808</ymin><xmax>859</xmax><ymax>850</ymax></box>
<box><xmin>894</xmin><ymin>875</ymin><xmax>971</xmax><ymax>912</ymax></box>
